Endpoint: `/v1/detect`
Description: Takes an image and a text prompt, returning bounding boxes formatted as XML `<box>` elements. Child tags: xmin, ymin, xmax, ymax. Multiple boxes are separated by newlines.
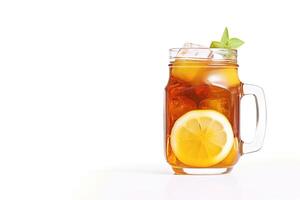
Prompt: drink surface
<box><xmin>165</xmin><ymin>60</ymin><xmax>241</xmax><ymax>169</ymax></box>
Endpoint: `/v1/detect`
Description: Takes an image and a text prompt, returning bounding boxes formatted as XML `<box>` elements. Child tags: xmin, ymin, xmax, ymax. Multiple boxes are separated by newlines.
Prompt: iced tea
<box><xmin>165</xmin><ymin>59</ymin><xmax>241</xmax><ymax>174</ymax></box>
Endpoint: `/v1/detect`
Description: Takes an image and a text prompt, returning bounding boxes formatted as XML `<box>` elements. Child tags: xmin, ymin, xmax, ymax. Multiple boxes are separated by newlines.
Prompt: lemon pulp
<box><xmin>170</xmin><ymin>110</ymin><xmax>234</xmax><ymax>167</ymax></box>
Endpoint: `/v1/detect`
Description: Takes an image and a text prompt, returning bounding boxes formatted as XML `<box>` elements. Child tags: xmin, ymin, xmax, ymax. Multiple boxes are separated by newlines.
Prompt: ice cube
<box><xmin>200</xmin><ymin>98</ymin><xmax>230</xmax><ymax>117</ymax></box>
<box><xmin>198</xmin><ymin>85</ymin><xmax>231</xmax><ymax>117</ymax></box>
<box><xmin>167</xmin><ymin>80</ymin><xmax>198</xmax><ymax>122</ymax></box>
<box><xmin>182</xmin><ymin>43</ymin><xmax>206</xmax><ymax>48</ymax></box>
<box><xmin>176</xmin><ymin>43</ymin><xmax>208</xmax><ymax>58</ymax></box>
<box><xmin>168</xmin><ymin>95</ymin><xmax>197</xmax><ymax>122</ymax></box>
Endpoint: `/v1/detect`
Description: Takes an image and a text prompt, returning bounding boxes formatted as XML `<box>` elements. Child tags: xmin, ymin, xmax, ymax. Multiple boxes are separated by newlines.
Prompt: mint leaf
<box><xmin>228</xmin><ymin>38</ymin><xmax>244</xmax><ymax>49</ymax></box>
<box><xmin>221</xmin><ymin>27</ymin><xmax>229</xmax><ymax>44</ymax></box>
<box><xmin>210</xmin><ymin>41</ymin><xmax>224</xmax><ymax>48</ymax></box>
<box><xmin>210</xmin><ymin>27</ymin><xmax>244</xmax><ymax>49</ymax></box>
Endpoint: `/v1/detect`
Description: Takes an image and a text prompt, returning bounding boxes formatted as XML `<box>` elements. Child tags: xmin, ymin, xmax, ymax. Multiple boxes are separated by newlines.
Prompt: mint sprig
<box><xmin>210</xmin><ymin>27</ymin><xmax>244</xmax><ymax>49</ymax></box>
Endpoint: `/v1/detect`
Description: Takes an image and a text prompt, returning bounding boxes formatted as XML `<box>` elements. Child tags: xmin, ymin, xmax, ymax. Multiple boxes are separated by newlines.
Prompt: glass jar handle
<box><xmin>241</xmin><ymin>84</ymin><xmax>267</xmax><ymax>154</ymax></box>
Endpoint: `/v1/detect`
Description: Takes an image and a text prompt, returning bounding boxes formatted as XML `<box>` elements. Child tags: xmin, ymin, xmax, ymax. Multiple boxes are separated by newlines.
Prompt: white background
<box><xmin>0</xmin><ymin>0</ymin><xmax>299</xmax><ymax>199</ymax></box>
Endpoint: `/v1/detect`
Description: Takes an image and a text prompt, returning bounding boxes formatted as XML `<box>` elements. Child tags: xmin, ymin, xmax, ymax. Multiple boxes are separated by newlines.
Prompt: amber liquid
<box><xmin>165</xmin><ymin>60</ymin><xmax>242</xmax><ymax>170</ymax></box>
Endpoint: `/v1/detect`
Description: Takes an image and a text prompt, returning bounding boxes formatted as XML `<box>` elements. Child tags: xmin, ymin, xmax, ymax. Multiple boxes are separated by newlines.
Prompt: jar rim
<box><xmin>169</xmin><ymin>48</ymin><xmax>237</xmax><ymax>63</ymax></box>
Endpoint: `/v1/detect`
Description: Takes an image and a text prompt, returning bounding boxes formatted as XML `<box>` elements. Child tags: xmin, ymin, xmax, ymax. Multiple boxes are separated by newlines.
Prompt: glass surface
<box><xmin>164</xmin><ymin>48</ymin><xmax>266</xmax><ymax>175</ymax></box>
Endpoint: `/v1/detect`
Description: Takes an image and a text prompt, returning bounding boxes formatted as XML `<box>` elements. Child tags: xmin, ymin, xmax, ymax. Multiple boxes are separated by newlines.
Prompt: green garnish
<box><xmin>210</xmin><ymin>27</ymin><xmax>244</xmax><ymax>49</ymax></box>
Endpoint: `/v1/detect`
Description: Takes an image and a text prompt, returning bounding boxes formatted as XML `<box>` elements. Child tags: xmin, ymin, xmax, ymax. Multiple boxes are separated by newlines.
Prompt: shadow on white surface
<box><xmin>74</xmin><ymin>166</ymin><xmax>242</xmax><ymax>200</ymax></box>
<box><xmin>74</xmin><ymin>158</ymin><xmax>300</xmax><ymax>200</ymax></box>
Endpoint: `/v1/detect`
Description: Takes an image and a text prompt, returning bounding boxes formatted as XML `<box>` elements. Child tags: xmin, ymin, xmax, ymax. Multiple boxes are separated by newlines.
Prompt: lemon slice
<box><xmin>172</xmin><ymin>67</ymin><xmax>201</xmax><ymax>84</ymax></box>
<box><xmin>170</xmin><ymin>110</ymin><xmax>234</xmax><ymax>167</ymax></box>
